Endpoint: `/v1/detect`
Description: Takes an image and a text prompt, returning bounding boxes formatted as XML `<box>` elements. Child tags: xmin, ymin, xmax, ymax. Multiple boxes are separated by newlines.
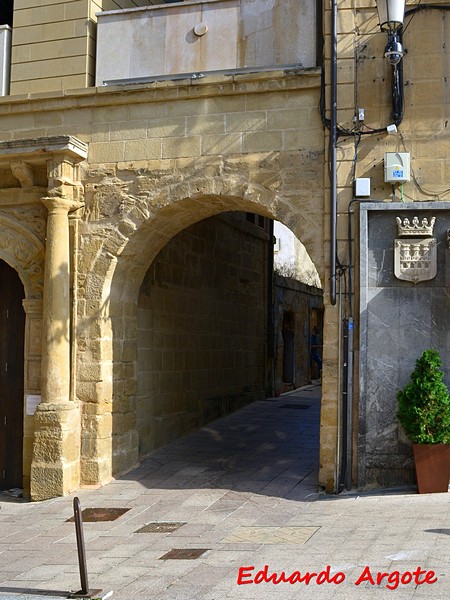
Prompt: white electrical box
<box><xmin>384</xmin><ymin>152</ymin><xmax>410</xmax><ymax>183</ymax></box>
<box><xmin>355</xmin><ymin>177</ymin><xmax>371</xmax><ymax>197</ymax></box>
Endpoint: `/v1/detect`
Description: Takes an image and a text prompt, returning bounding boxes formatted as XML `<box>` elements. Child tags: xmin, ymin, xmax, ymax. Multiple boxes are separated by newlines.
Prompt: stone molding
<box><xmin>0</xmin><ymin>136</ymin><xmax>88</xmax><ymax>163</ymax></box>
<box><xmin>0</xmin><ymin>68</ymin><xmax>321</xmax><ymax>116</ymax></box>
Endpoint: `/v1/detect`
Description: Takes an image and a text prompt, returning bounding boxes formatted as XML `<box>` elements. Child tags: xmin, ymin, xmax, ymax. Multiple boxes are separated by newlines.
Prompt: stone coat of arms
<box><xmin>394</xmin><ymin>216</ymin><xmax>437</xmax><ymax>284</ymax></box>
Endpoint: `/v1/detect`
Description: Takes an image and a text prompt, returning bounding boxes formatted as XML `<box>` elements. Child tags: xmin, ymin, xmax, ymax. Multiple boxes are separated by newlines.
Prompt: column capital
<box><xmin>41</xmin><ymin>196</ymin><xmax>84</xmax><ymax>215</ymax></box>
<box><xmin>22</xmin><ymin>298</ymin><xmax>43</xmax><ymax>315</ymax></box>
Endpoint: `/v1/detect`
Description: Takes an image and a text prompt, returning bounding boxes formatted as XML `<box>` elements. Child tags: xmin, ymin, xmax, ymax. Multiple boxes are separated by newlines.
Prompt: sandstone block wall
<box><xmin>322</xmin><ymin>1</ymin><xmax>450</xmax><ymax>489</ymax></box>
<box><xmin>9</xmin><ymin>0</ymin><xmax>157</xmax><ymax>95</ymax></box>
<box><xmin>273</xmin><ymin>275</ymin><xmax>323</xmax><ymax>393</ymax></box>
<box><xmin>136</xmin><ymin>212</ymin><xmax>270</xmax><ymax>456</ymax></box>
<box><xmin>0</xmin><ymin>68</ymin><xmax>326</xmax><ymax>494</ymax></box>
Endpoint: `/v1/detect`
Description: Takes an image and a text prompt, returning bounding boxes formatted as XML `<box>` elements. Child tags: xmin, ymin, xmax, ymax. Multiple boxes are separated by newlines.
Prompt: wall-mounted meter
<box><xmin>384</xmin><ymin>152</ymin><xmax>410</xmax><ymax>183</ymax></box>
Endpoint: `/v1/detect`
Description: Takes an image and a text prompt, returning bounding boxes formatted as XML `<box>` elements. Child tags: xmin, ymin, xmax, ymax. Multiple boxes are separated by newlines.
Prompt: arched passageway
<box><xmin>77</xmin><ymin>176</ymin><xmax>328</xmax><ymax>491</ymax></box>
<box><xmin>136</xmin><ymin>211</ymin><xmax>275</xmax><ymax>455</ymax></box>
<box><xmin>129</xmin><ymin>210</ymin><xmax>323</xmax><ymax>466</ymax></box>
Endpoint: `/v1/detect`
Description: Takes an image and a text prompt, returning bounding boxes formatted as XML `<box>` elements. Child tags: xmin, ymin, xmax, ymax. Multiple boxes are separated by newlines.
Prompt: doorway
<box><xmin>282</xmin><ymin>311</ymin><xmax>296</xmax><ymax>384</ymax></box>
<box><xmin>0</xmin><ymin>260</ymin><xmax>25</xmax><ymax>490</ymax></box>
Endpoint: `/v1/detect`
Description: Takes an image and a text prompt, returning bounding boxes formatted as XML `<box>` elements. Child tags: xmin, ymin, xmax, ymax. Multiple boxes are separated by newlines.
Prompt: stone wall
<box><xmin>35</xmin><ymin>71</ymin><xmax>324</xmax><ymax>486</ymax></box>
<box><xmin>321</xmin><ymin>2</ymin><xmax>450</xmax><ymax>490</ymax></box>
<box><xmin>136</xmin><ymin>212</ymin><xmax>270</xmax><ymax>456</ymax></box>
<box><xmin>96</xmin><ymin>0</ymin><xmax>317</xmax><ymax>85</ymax></box>
<box><xmin>273</xmin><ymin>275</ymin><xmax>323</xmax><ymax>393</ymax></box>
<box><xmin>9</xmin><ymin>0</ymin><xmax>156</xmax><ymax>95</ymax></box>
<box><xmin>359</xmin><ymin>203</ymin><xmax>450</xmax><ymax>489</ymax></box>
<box><xmin>1</xmin><ymin>13</ymin><xmax>329</xmax><ymax>495</ymax></box>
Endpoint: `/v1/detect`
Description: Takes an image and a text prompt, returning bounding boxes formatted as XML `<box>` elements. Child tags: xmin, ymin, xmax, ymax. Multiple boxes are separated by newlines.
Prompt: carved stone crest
<box><xmin>394</xmin><ymin>216</ymin><xmax>437</xmax><ymax>283</ymax></box>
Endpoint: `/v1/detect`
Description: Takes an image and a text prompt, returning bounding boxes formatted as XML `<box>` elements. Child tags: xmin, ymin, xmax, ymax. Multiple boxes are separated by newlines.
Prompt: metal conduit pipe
<box><xmin>345</xmin><ymin>316</ymin><xmax>354</xmax><ymax>491</ymax></box>
<box><xmin>330</xmin><ymin>0</ymin><xmax>338</xmax><ymax>306</ymax></box>
<box><xmin>339</xmin><ymin>316</ymin><xmax>354</xmax><ymax>492</ymax></box>
<box><xmin>330</xmin><ymin>0</ymin><xmax>341</xmax><ymax>493</ymax></box>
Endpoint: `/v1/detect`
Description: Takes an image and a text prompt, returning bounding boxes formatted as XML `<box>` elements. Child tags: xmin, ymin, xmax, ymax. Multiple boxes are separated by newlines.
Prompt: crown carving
<box><xmin>396</xmin><ymin>216</ymin><xmax>436</xmax><ymax>237</ymax></box>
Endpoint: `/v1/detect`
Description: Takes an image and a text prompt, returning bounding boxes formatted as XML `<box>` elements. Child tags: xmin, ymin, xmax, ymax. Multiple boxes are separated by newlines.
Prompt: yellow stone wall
<box><xmin>11</xmin><ymin>0</ymin><xmax>93</xmax><ymax>94</ymax></box>
<box><xmin>6</xmin><ymin>0</ymin><xmax>450</xmax><ymax>498</ymax></box>
<box><xmin>136</xmin><ymin>212</ymin><xmax>270</xmax><ymax>456</ymax></box>
<box><xmin>321</xmin><ymin>0</ymin><xmax>450</xmax><ymax>488</ymax></box>
<box><xmin>0</xmin><ymin>69</ymin><xmax>325</xmax><ymax>491</ymax></box>
<box><xmin>9</xmin><ymin>0</ymin><xmax>162</xmax><ymax>95</ymax></box>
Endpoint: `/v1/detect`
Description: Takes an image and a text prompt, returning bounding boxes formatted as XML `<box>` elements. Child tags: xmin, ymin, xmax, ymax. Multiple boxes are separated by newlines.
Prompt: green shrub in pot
<box><xmin>397</xmin><ymin>349</ymin><xmax>450</xmax><ymax>493</ymax></box>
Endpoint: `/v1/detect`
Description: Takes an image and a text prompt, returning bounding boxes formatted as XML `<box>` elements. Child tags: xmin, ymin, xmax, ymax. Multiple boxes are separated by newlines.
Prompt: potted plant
<box><xmin>397</xmin><ymin>349</ymin><xmax>450</xmax><ymax>494</ymax></box>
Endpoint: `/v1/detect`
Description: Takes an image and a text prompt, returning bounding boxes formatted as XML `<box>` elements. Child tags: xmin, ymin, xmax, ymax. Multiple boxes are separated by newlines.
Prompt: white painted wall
<box><xmin>96</xmin><ymin>0</ymin><xmax>317</xmax><ymax>85</ymax></box>
<box><xmin>274</xmin><ymin>221</ymin><xmax>321</xmax><ymax>288</ymax></box>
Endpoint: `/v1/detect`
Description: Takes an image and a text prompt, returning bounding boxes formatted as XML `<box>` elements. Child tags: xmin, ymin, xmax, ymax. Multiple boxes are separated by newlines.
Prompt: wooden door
<box><xmin>0</xmin><ymin>260</ymin><xmax>25</xmax><ymax>490</ymax></box>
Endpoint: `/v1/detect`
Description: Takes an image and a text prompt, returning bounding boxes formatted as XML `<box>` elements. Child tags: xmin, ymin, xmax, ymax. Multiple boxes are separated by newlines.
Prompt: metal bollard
<box><xmin>69</xmin><ymin>497</ymin><xmax>103</xmax><ymax>599</ymax></box>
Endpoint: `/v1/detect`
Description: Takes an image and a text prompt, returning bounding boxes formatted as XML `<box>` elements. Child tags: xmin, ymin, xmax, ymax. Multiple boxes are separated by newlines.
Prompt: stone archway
<box><xmin>0</xmin><ymin>215</ymin><xmax>45</xmax><ymax>494</ymax></box>
<box><xmin>77</xmin><ymin>173</ymin><xmax>326</xmax><ymax>487</ymax></box>
<box><xmin>0</xmin><ymin>213</ymin><xmax>45</xmax><ymax>299</ymax></box>
<box><xmin>0</xmin><ymin>259</ymin><xmax>25</xmax><ymax>490</ymax></box>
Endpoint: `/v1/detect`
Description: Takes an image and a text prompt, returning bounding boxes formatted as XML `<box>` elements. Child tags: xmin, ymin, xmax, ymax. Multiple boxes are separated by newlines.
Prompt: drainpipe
<box><xmin>267</xmin><ymin>219</ymin><xmax>275</xmax><ymax>395</ymax></box>
<box><xmin>339</xmin><ymin>315</ymin><xmax>354</xmax><ymax>491</ymax></box>
<box><xmin>330</xmin><ymin>0</ymin><xmax>338</xmax><ymax>306</ymax></box>
<box><xmin>345</xmin><ymin>316</ymin><xmax>354</xmax><ymax>491</ymax></box>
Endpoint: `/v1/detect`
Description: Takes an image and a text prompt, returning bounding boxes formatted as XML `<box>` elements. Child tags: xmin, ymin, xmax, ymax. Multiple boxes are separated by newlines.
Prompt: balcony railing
<box><xmin>96</xmin><ymin>0</ymin><xmax>317</xmax><ymax>86</ymax></box>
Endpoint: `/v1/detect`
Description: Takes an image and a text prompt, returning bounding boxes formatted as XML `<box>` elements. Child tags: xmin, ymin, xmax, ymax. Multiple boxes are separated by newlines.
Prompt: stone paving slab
<box><xmin>222</xmin><ymin>525</ymin><xmax>320</xmax><ymax>544</ymax></box>
<box><xmin>0</xmin><ymin>386</ymin><xmax>449</xmax><ymax>600</ymax></box>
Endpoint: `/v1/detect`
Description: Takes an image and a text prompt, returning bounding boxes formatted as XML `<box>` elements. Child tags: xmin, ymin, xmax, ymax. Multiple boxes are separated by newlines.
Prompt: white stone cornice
<box><xmin>0</xmin><ymin>136</ymin><xmax>88</xmax><ymax>164</ymax></box>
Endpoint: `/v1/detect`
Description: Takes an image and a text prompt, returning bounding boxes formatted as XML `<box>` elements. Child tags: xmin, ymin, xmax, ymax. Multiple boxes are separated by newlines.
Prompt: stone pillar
<box><xmin>30</xmin><ymin>196</ymin><xmax>83</xmax><ymax>501</ymax></box>
<box><xmin>40</xmin><ymin>196</ymin><xmax>81</xmax><ymax>404</ymax></box>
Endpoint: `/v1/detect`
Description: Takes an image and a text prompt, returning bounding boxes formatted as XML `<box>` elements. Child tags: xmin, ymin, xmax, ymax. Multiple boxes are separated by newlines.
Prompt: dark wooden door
<box><xmin>0</xmin><ymin>260</ymin><xmax>25</xmax><ymax>490</ymax></box>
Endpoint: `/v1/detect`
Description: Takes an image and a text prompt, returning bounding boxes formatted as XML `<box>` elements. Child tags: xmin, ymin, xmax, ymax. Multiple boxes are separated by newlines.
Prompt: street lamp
<box><xmin>376</xmin><ymin>0</ymin><xmax>406</xmax><ymax>65</ymax></box>
<box><xmin>377</xmin><ymin>0</ymin><xmax>406</xmax><ymax>31</ymax></box>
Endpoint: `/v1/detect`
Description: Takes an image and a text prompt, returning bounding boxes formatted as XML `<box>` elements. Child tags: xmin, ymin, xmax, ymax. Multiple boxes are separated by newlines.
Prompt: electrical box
<box><xmin>355</xmin><ymin>177</ymin><xmax>371</xmax><ymax>197</ymax></box>
<box><xmin>384</xmin><ymin>152</ymin><xmax>410</xmax><ymax>183</ymax></box>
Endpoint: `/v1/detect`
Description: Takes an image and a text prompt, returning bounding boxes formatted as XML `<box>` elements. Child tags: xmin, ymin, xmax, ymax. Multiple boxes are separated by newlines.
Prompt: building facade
<box><xmin>0</xmin><ymin>0</ymin><xmax>325</xmax><ymax>500</ymax></box>
<box><xmin>0</xmin><ymin>0</ymin><xmax>448</xmax><ymax>500</ymax></box>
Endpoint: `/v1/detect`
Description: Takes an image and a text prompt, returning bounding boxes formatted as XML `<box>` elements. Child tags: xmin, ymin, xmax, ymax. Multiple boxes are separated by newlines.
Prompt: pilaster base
<box><xmin>30</xmin><ymin>402</ymin><xmax>80</xmax><ymax>501</ymax></box>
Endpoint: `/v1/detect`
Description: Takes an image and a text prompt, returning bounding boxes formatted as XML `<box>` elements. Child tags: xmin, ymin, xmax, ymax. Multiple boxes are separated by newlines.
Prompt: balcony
<box><xmin>96</xmin><ymin>0</ymin><xmax>318</xmax><ymax>86</ymax></box>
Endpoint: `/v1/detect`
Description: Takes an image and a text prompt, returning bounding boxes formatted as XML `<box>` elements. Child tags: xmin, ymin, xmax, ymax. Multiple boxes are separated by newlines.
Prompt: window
<box><xmin>0</xmin><ymin>1</ymin><xmax>13</xmax><ymax>27</ymax></box>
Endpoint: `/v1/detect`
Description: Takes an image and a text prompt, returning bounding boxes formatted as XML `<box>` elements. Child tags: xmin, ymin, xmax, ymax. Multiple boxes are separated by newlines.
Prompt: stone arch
<box><xmin>78</xmin><ymin>174</ymin><xmax>325</xmax><ymax>484</ymax></box>
<box><xmin>0</xmin><ymin>215</ymin><xmax>45</xmax><ymax>298</ymax></box>
<box><xmin>85</xmin><ymin>175</ymin><xmax>324</xmax><ymax>303</ymax></box>
<box><xmin>0</xmin><ymin>215</ymin><xmax>45</xmax><ymax>495</ymax></box>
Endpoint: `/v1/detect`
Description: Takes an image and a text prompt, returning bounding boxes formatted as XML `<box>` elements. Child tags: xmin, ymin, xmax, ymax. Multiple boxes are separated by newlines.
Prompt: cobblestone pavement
<box><xmin>0</xmin><ymin>385</ymin><xmax>449</xmax><ymax>600</ymax></box>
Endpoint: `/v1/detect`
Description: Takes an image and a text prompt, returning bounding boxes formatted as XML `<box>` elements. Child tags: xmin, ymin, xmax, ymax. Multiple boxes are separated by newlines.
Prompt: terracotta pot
<box><xmin>413</xmin><ymin>444</ymin><xmax>450</xmax><ymax>494</ymax></box>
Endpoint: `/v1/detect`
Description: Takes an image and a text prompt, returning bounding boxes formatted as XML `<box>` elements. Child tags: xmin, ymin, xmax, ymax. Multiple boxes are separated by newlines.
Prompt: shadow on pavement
<box><xmin>118</xmin><ymin>386</ymin><xmax>321</xmax><ymax>501</ymax></box>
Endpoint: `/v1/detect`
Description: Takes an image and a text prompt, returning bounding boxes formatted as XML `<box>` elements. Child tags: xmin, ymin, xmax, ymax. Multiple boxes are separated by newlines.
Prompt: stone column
<box><xmin>30</xmin><ymin>196</ymin><xmax>83</xmax><ymax>501</ymax></box>
<box><xmin>40</xmin><ymin>196</ymin><xmax>82</xmax><ymax>404</ymax></box>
